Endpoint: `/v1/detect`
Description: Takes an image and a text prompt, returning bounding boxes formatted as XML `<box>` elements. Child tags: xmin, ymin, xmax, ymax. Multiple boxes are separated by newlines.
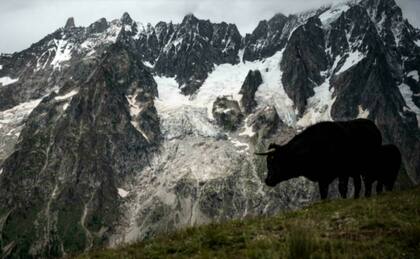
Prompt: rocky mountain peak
<box><xmin>270</xmin><ymin>13</ymin><xmax>287</xmax><ymax>22</ymax></box>
<box><xmin>64</xmin><ymin>17</ymin><xmax>75</xmax><ymax>30</ymax></box>
<box><xmin>121</xmin><ymin>12</ymin><xmax>134</xmax><ymax>25</ymax></box>
<box><xmin>240</xmin><ymin>70</ymin><xmax>263</xmax><ymax>114</ymax></box>
<box><xmin>182</xmin><ymin>13</ymin><xmax>199</xmax><ymax>24</ymax></box>
<box><xmin>87</xmin><ymin>17</ymin><xmax>109</xmax><ymax>33</ymax></box>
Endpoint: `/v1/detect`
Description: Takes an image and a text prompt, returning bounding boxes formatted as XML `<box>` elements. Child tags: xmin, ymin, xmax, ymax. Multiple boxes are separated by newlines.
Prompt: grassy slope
<box><xmin>77</xmin><ymin>186</ymin><xmax>420</xmax><ymax>259</ymax></box>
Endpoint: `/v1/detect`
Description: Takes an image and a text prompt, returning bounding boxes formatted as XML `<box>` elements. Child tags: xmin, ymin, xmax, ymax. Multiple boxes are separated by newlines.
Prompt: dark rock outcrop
<box><xmin>87</xmin><ymin>18</ymin><xmax>109</xmax><ymax>34</ymax></box>
<box><xmin>243</xmin><ymin>14</ymin><xmax>289</xmax><ymax>61</ymax></box>
<box><xmin>64</xmin><ymin>17</ymin><xmax>75</xmax><ymax>30</ymax></box>
<box><xmin>247</xmin><ymin>106</ymin><xmax>282</xmax><ymax>138</ymax></box>
<box><xmin>212</xmin><ymin>97</ymin><xmax>243</xmax><ymax>131</ymax></box>
<box><xmin>280</xmin><ymin>17</ymin><xmax>329</xmax><ymax>116</ymax></box>
<box><xmin>239</xmin><ymin>70</ymin><xmax>263</xmax><ymax>114</ymax></box>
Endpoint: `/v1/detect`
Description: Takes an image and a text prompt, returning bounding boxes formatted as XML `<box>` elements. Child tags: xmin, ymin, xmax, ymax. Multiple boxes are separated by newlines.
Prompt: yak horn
<box><xmin>254</xmin><ymin>149</ymin><xmax>276</xmax><ymax>156</ymax></box>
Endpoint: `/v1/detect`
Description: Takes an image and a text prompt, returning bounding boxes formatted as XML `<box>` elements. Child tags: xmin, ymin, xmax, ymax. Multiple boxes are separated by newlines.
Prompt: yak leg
<box><xmin>376</xmin><ymin>181</ymin><xmax>384</xmax><ymax>194</ymax></box>
<box><xmin>363</xmin><ymin>176</ymin><xmax>373</xmax><ymax>197</ymax></box>
<box><xmin>319</xmin><ymin>181</ymin><xmax>329</xmax><ymax>200</ymax></box>
<box><xmin>338</xmin><ymin>176</ymin><xmax>349</xmax><ymax>199</ymax></box>
<box><xmin>353</xmin><ymin>175</ymin><xmax>361</xmax><ymax>199</ymax></box>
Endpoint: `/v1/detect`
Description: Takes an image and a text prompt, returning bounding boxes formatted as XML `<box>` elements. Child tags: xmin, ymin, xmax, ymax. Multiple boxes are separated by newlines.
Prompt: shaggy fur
<box><xmin>362</xmin><ymin>144</ymin><xmax>402</xmax><ymax>197</ymax></box>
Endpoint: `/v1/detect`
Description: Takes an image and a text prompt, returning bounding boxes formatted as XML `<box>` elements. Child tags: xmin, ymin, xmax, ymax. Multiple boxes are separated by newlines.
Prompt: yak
<box><xmin>256</xmin><ymin>119</ymin><xmax>382</xmax><ymax>200</ymax></box>
<box><xmin>362</xmin><ymin>144</ymin><xmax>401</xmax><ymax>197</ymax></box>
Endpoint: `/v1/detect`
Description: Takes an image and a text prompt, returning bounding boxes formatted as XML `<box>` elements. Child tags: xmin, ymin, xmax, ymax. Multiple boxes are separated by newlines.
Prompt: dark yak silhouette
<box><xmin>256</xmin><ymin>119</ymin><xmax>382</xmax><ymax>199</ymax></box>
<box><xmin>362</xmin><ymin>144</ymin><xmax>402</xmax><ymax>197</ymax></box>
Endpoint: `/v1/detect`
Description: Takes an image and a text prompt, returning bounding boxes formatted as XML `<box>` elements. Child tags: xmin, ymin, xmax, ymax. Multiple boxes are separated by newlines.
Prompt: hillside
<box><xmin>77</xmin><ymin>187</ymin><xmax>420</xmax><ymax>259</ymax></box>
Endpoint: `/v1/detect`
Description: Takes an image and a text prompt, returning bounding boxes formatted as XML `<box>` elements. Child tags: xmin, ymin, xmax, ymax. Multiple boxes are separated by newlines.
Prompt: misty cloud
<box><xmin>0</xmin><ymin>0</ymin><xmax>419</xmax><ymax>53</ymax></box>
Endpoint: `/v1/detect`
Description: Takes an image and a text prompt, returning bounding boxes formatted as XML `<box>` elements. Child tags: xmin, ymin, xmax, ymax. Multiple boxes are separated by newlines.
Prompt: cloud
<box><xmin>0</xmin><ymin>0</ymin><xmax>418</xmax><ymax>53</ymax></box>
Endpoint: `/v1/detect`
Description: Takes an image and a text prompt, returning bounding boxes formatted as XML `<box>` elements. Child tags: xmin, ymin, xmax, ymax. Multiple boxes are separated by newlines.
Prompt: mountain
<box><xmin>0</xmin><ymin>0</ymin><xmax>419</xmax><ymax>257</ymax></box>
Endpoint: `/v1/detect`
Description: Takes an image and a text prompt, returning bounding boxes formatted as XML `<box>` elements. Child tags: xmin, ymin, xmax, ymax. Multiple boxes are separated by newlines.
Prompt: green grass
<box><xmin>75</xmin><ymin>186</ymin><xmax>420</xmax><ymax>259</ymax></box>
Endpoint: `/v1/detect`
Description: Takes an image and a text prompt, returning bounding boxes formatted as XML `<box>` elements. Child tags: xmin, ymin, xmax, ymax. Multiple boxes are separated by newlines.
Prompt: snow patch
<box><xmin>230</xmin><ymin>138</ymin><xmax>249</xmax><ymax>149</ymax></box>
<box><xmin>255</xmin><ymin>51</ymin><xmax>296</xmax><ymax>126</ymax></box>
<box><xmin>0</xmin><ymin>98</ymin><xmax>42</xmax><ymax>125</ymax></box>
<box><xmin>80</xmin><ymin>21</ymin><xmax>122</xmax><ymax>56</ymax></box>
<box><xmin>357</xmin><ymin>105</ymin><xmax>370</xmax><ymax>119</ymax></box>
<box><xmin>407</xmin><ymin>70</ymin><xmax>419</xmax><ymax>82</ymax></box>
<box><xmin>415</xmin><ymin>39</ymin><xmax>420</xmax><ymax>47</ymax></box>
<box><xmin>0</xmin><ymin>76</ymin><xmax>19</xmax><ymax>87</ymax></box>
<box><xmin>0</xmin><ymin>65</ymin><xmax>3</xmax><ymax>70</ymax></box>
<box><xmin>319</xmin><ymin>4</ymin><xmax>350</xmax><ymax>27</ymax></box>
<box><xmin>54</xmin><ymin>90</ymin><xmax>79</xmax><ymax>101</ymax></box>
<box><xmin>398</xmin><ymin>83</ymin><xmax>420</xmax><ymax>128</ymax></box>
<box><xmin>143</xmin><ymin>61</ymin><xmax>154</xmax><ymax>68</ymax></box>
<box><xmin>126</xmin><ymin>93</ymin><xmax>150</xmax><ymax>142</ymax></box>
<box><xmin>62</xmin><ymin>103</ymin><xmax>70</xmax><ymax>111</ymax></box>
<box><xmin>297</xmin><ymin>79</ymin><xmax>336</xmax><ymax>128</ymax></box>
<box><xmin>51</xmin><ymin>39</ymin><xmax>73</xmax><ymax>70</ymax></box>
<box><xmin>336</xmin><ymin>51</ymin><xmax>365</xmax><ymax>75</ymax></box>
<box><xmin>118</xmin><ymin>188</ymin><xmax>129</xmax><ymax>198</ymax></box>
<box><xmin>154</xmin><ymin>76</ymin><xmax>190</xmax><ymax>112</ymax></box>
<box><xmin>239</xmin><ymin>117</ymin><xmax>256</xmax><ymax>137</ymax></box>
<box><xmin>0</xmin><ymin>98</ymin><xmax>43</xmax><ymax>159</ymax></box>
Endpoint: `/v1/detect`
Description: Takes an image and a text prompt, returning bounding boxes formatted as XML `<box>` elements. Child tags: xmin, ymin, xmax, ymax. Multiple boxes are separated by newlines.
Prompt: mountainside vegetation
<box><xmin>77</xmin><ymin>186</ymin><xmax>420</xmax><ymax>259</ymax></box>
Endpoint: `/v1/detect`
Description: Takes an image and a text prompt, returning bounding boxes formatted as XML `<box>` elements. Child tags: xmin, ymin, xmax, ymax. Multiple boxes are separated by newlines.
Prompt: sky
<box><xmin>0</xmin><ymin>0</ymin><xmax>419</xmax><ymax>54</ymax></box>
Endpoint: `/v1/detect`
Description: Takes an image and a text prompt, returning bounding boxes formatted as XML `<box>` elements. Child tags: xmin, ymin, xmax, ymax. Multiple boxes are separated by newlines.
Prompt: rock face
<box><xmin>280</xmin><ymin>17</ymin><xmax>329</xmax><ymax>115</ymax></box>
<box><xmin>64</xmin><ymin>17</ymin><xmax>75</xmax><ymax>30</ymax></box>
<box><xmin>247</xmin><ymin>106</ymin><xmax>282</xmax><ymax>138</ymax></box>
<box><xmin>134</xmin><ymin>14</ymin><xmax>242</xmax><ymax>95</ymax></box>
<box><xmin>0</xmin><ymin>0</ymin><xmax>420</xmax><ymax>257</ymax></box>
<box><xmin>239</xmin><ymin>70</ymin><xmax>263</xmax><ymax>114</ymax></box>
<box><xmin>87</xmin><ymin>18</ymin><xmax>109</xmax><ymax>34</ymax></box>
<box><xmin>212</xmin><ymin>97</ymin><xmax>243</xmax><ymax>131</ymax></box>
<box><xmin>0</xmin><ymin>34</ymin><xmax>160</xmax><ymax>257</ymax></box>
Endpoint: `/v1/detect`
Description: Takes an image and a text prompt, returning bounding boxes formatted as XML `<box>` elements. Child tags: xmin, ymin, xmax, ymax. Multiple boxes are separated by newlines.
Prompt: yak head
<box><xmin>255</xmin><ymin>143</ymin><xmax>293</xmax><ymax>187</ymax></box>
